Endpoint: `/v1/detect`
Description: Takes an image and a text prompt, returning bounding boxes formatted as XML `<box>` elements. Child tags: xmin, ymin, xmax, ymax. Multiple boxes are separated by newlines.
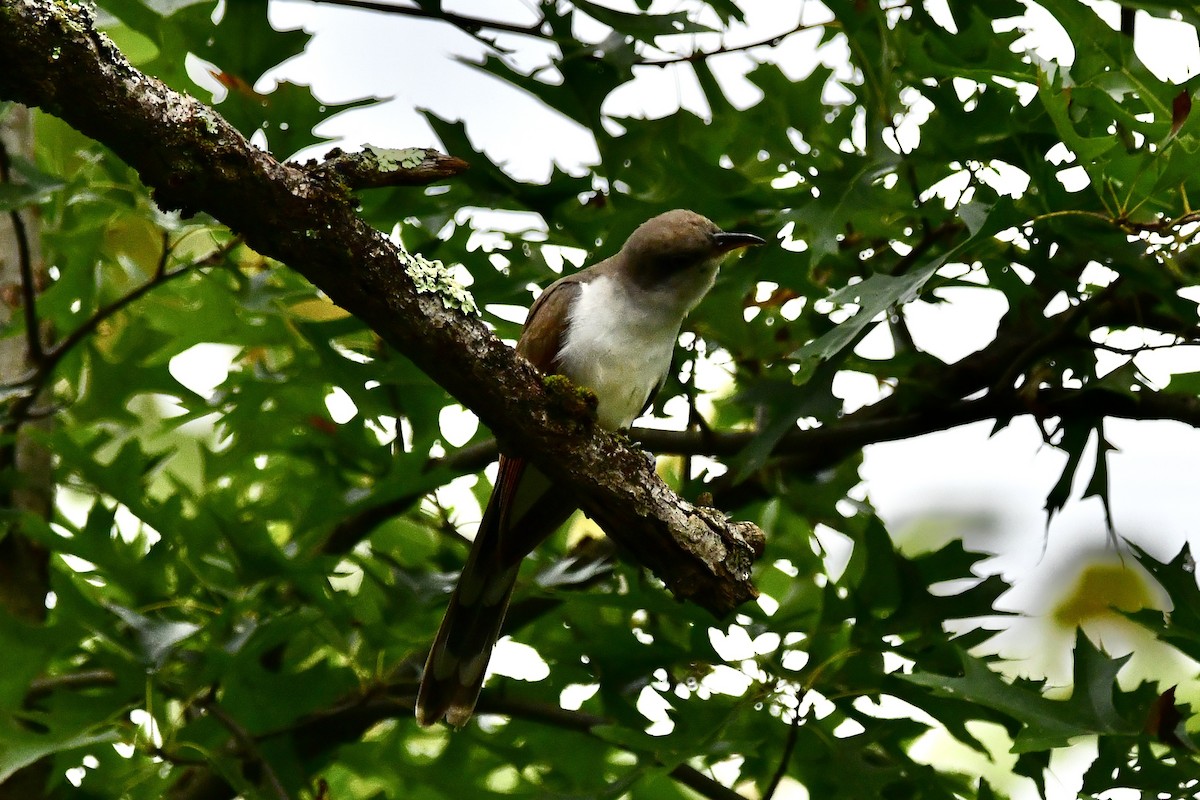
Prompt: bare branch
<box><xmin>0</xmin><ymin>134</ymin><xmax>42</xmax><ymax>366</ymax></box>
<box><xmin>25</xmin><ymin>668</ymin><xmax>118</xmax><ymax>702</ymax></box>
<box><xmin>304</xmin><ymin>0</ymin><xmax>833</xmax><ymax>75</ymax></box>
<box><xmin>203</xmin><ymin>698</ymin><xmax>291</xmax><ymax>800</ymax></box>
<box><xmin>303</xmin><ymin>0</ymin><xmax>547</xmax><ymax>39</ymax></box>
<box><xmin>638</xmin><ymin>19</ymin><xmax>839</xmax><ymax>67</ymax></box>
<box><xmin>763</xmin><ymin>703</ymin><xmax>804</xmax><ymax>800</ymax></box>
<box><xmin>417</xmin><ymin>380</ymin><xmax>1200</xmax><ymax>490</ymax></box>
<box><xmin>168</xmin><ymin>673</ymin><xmax>748</xmax><ymax>800</ymax></box>
<box><xmin>1122</xmin><ymin>209</ymin><xmax>1200</xmax><ymax>235</ymax></box>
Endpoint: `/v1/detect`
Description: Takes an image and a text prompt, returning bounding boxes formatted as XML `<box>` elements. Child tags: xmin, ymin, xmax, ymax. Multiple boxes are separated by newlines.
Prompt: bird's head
<box><xmin>619</xmin><ymin>209</ymin><xmax>765</xmax><ymax>309</ymax></box>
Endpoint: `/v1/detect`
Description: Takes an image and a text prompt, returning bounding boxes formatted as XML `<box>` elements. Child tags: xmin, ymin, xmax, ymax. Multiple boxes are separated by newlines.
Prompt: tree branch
<box><xmin>168</xmin><ymin>677</ymin><xmax>748</xmax><ymax>800</ymax></box>
<box><xmin>418</xmin><ymin>382</ymin><xmax>1200</xmax><ymax>486</ymax></box>
<box><xmin>480</xmin><ymin>696</ymin><xmax>748</xmax><ymax>800</ymax></box>
<box><xmin>763</xmin><ymin>704</ymin><xmax>803</xmax><ymax>800</ymax></box>
<box><xmin>321</xmin><ymin>284</ymin><xmax>1200</xmax><ymax>553</ymax></box>
<box><xmin>289</xmin><ymin>688</ymin><xmax>750</xmax><ymax>800</ymax></box>
<box><xmin>202</xmin><ymin>697</ymin><xmax>291</xmax><ymax>800</ymax></box>
<box><xmin>0</xmin><ymin>0</ymin><xmax>761</xmax><ymax>615</ymax></box>
<box><xmin>0</xmin><ymin>133</ymin><xmax>41</xmax><ymax>366</ymax></box>
<box><xmin>303</xmin><ymin>0</ymin><xmax>546</xmax><ymax>39</ymax></box>
<box><xmin>304</xmin><ymin>0</ymin><xmax>834</xmax><ymax>75</ymax></box>
<box><xmin>24</xmin><ymin>668</ymin><xmax>118</xmax><ymax>703</ymax></box>
<box><xmin>637</xmin><ymin>19</ymin><xmax>838</xmax><ymax>67</ymax></box>
<box><xmin>0</xmin><ymin>101</ymin><xmax>54</xmax><ymax>800</ymax></box>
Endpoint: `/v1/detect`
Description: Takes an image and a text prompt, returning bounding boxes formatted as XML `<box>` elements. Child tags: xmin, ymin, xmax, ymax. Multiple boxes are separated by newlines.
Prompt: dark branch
<box><xmin>1122</xmin><ymin>209</ymin><xmax>1200</xmax><ymax>235</ymax></box>
<box><xmin>638</xmin><ymin>19</ymin><xmax>838</xmax><ymax>67</ymax></box>
<box><xmin>302</xmin><ymin>0</ymin><xmax>546</xmax><ymax>39</ymax></box>
<box><xmin>763</xmin><ymin>704</ymin><xmax>803</xmax><ymax>800</ymax></box>
<box><xmin>168</xmin><ymin>675</ymin><xmax>746</xmax><ymax>800</ymax></box>
<box><xmin>25</xmin><ymin>668</ymin><xmax>118</xmax><ymax>703</ymax></box>
<box><xmin>0</xmin><ymin>134</ymin><xmax>42</xmax><ymax>365</ymax></box>
<box><xmin>2</xmin><ymin>235</ymin><xmax>242</xmax><ymax>433</ymax></box>
<box><xmin>304</xmin><ymin>0</ymin><xmax>826</xmax><ymax>76</ymax></box>
<box><xmin>415</xmin><ymin>382</ymin><xmax>1200</xmax><ymax>484</ymax></box>
<box><xmin>668</xmin><ymin>764</ymin><xmax>749</xmax><ymax>800</ymax></box>
<box><xmin>322</xmin><ymin>282</ymin><xmax>1200</xmax><ymax>552</ymax></box>
<box><xmin>286</xmin><ymin>688</ymin><xmax>750</xmax><ymax>800</ymax></box>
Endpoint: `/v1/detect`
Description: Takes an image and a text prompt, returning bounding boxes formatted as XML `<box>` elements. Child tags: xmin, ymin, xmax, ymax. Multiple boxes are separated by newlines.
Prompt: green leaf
<box><xmin>841</xmin><ymin>518</ymin><xmax>901</xmax><ymax>613</ymax></box>
<box><xmin>790</xmin><ymin>198</ymin><xmax>1014</xmax><ymax>370</ymax></box>
<box><xmin>107</xmin><ymin>603</ymin><xmax>201</xmax><ymax>668</ymax></box>
<box><xmin>0</xmin><ymin>155</ymin><xmax>65</xmax><ymax>212</ymax></box>
<box><xmin>573</xmin><ymin>1</ymin><xmax>714</xmax><ymax>43</ymax></box>
<box><xmin>0</xmin><ymin>609</ymin><xmax>63</xmax><ymax>709</ymax></box>
<box><xmin>903</xmin><ymin>631</ymin><xmax>1138</xmax><ymax>752</ymax></box>
<box><xmin>203</xmin><ymin>0</ymin><xmax>311</xmax><ymax>87</ymax></box>
<box><xmin>0</xmin><ymin>714</ymin><xmax>117</xmax><ymax>784</ymax></box>
<box><xmin>1038</xmin><ymin>71</ymin><xmax>1120</xmax><ymax>161</ymax></box>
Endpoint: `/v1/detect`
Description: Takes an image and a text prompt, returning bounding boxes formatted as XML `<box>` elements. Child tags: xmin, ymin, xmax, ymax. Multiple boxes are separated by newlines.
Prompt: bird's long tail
<box><xmin>415</xmin><ymin>458</ymin><xmax>576</xmax><ymax>728</ymax></box>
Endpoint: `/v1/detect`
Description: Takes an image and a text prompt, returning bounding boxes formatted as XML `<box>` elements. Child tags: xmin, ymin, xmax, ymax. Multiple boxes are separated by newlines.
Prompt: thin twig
<box><xmin>2</xmin><ymin>234</ymin><xmax>241</xmax><ymax>438</ymax></box>
<box><xmin>763</xmin><ymin>702</ymin><xmax>805</xmax><ymax>800</ymax></box>
<box><xmin>0</xmin><ymin>136</ymin><xmax>43</xmax><ymax>365</ymax></box>
<box><xmin>301</xmin><ymin>0</ymin><xmax>546</xmax><ymax>39</ymax></box>
<box><xmin>1092</xmin><ymin>337</ymin><xmax>1198</xmax><ymax>356</ymax></box>
<box><xmin>988</xmin><ymin>280</ymin><xmax>1118</xmax><ymax>398</ymax></box>
<box><xmin>46</xmin><ymin>234</ymin><xmax>242</xmax><ymax>370</ymax></box>
<box><xmin>304</xmin><ymin>0</ymin><xmax>832</xmax><ymax>72</ymax></box>
<box><xmin>637</xmin><ymin>19</ymin><xmax>838</xmax><ymax>67</ymax></box>
<box><xmin>25</xmin><ymin>668</ymin><xmax>119</xmax><ymax>702</ymax></box>
<box><xmin>474</xmin><ymin>695</ymin><xmax>750</xmax><ymax>800</ymax></box>
<box><xmin>154</xmin><ymin>229</ymin><xmax>171</xmax><ymax>280</ymax></box>
<box><xmin>669</xmin><ymin>765</ymin><xmax>748</xmax><ymax>800</ymax></box>
<box><xmin>204</xmin><ymin>699</ymin><xmax>291</xmax><ymax>800</ymax></box>
<box><xmin>1124</xmin><ymin>209</ymin><xmax>1200</xmax><ymax>234</ymax></box>
<box><xmin>1030</xmin><ymin>207</ymin><xmax>1200</xmax><ymax>236</ymax></box>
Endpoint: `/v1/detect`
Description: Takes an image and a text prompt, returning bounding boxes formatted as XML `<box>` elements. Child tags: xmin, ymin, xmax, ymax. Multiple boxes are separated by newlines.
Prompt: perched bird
<box><xmin>415</xmin><ymin>209</ymin><xmax>764</xmax><ymax>728</ymax></box>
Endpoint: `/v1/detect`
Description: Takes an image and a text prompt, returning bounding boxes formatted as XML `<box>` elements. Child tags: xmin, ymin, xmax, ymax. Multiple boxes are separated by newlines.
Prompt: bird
<box><xmin>415</xmin><ymin>209</ymin><xmax>765</xmax><ymax>728</ymax></box>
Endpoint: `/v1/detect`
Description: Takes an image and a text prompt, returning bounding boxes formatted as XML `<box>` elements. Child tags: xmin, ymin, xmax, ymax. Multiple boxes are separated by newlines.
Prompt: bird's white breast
<box><xmin>556</xmin><ymin>275</ymin><xmax>690</xmax><ymax>429</ymax></box>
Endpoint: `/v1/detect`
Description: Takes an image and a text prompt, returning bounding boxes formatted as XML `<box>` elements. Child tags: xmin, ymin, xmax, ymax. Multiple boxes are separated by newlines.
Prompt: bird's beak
<box><xmin>713</xmin><ymin>231</ymin><xmax>766</xmax><ymax>252</ymax></box>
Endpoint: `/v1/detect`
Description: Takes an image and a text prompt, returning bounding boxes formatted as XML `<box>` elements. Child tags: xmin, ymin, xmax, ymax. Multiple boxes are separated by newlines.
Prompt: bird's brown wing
<box><xmin>516</xmin><ymin>276</ymin><xmax>582</xmax><ymax>372</ymax></box>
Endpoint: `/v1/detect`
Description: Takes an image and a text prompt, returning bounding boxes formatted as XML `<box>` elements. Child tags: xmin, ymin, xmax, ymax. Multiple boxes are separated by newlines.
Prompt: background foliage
<box><xmin>2</xmin><ymin>1</ymin><xmax>1200</xmax><ymax>798</ymax></box>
